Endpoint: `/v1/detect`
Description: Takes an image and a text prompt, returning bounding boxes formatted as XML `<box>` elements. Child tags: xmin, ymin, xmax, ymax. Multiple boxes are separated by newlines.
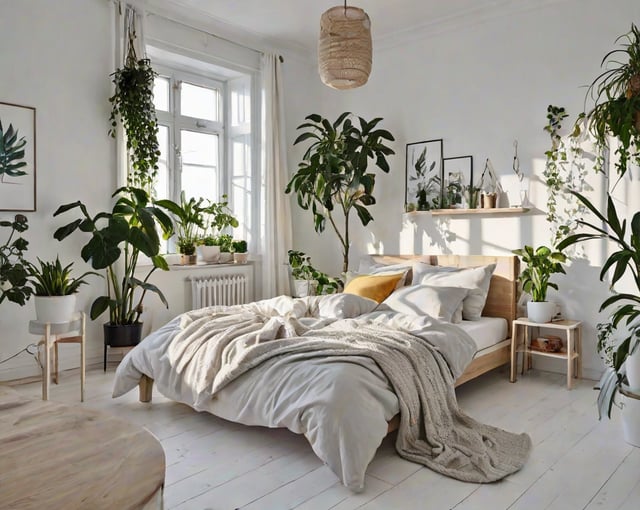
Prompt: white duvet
<box><xmin>113</xmin><ymin>294</ymin><xmax>477</xmax><ymax>491</ymax></box>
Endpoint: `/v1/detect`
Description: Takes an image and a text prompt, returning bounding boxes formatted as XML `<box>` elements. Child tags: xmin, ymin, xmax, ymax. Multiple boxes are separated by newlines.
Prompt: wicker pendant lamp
<box><xmin>318</xmin><ymin>1</ymin><xmax>372</xmax><ymax>90</ymax></box>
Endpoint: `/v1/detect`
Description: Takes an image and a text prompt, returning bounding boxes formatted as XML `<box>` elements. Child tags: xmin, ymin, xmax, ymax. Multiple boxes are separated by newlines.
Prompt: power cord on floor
<box><xmin>0</xmin><ymin>343</ymin><xmax>40</xmax><ymax>368</ymax></box>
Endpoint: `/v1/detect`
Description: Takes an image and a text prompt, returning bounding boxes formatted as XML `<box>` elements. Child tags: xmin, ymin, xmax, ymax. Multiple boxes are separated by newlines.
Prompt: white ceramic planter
<box><xmin>197</xmin><ymin>245</ymin><xmax>220</xmax><ymax>264</ymax></box>
<box><xmin>34</xmin><ymin>294</ymin><xmax>76</xmax><ymax>323</ymax></box>
<box><xmin>527</xmin><ymin>301</ymin><xmax>556</xmax><ymax>323</ymax></box>
<box><xmin>233</xmin><ymin>252</ymin><xmax>249</xmax><ymax>264</ymax></box>
<box><xmin>293</xmin><ymin>279</ymin><xmax>317</xmax><ymax>298</ymax></box>
<box><xmin>219</xmin><ymin>252</ymin><xmax>233</xmax><ymax>264</ymax></box>
<box><xmin>621</xmin><ymin>394</ymin><xmax>640</xmax><ymax>447</ymax></box>
<box><xmin>626</xmin><ymin>348</ymin><xmax>640</xmax><ymax>391</ymax></box>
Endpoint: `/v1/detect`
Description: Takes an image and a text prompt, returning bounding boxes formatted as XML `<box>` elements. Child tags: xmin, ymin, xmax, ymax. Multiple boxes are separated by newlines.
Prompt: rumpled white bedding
<box><xmin>113</xmin><ymin>294</ymin><xmax>477</xmax><ymax>491</ymax></box>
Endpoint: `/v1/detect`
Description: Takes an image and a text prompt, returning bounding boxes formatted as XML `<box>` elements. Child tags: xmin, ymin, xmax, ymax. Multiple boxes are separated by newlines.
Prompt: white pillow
<box><xmin>382</xmin><ymin>285</ymin><xmax>469</xmax><ymax>323</ymax></box>
<box><xmin>417</xmin><ymin>264</ymin><xmax>496</xmax><ymax>321</ymax></box>
<box><xmin>316</xmin><ymin>293</ymin><xmax>379</xmax><ymax>319</ymax></box>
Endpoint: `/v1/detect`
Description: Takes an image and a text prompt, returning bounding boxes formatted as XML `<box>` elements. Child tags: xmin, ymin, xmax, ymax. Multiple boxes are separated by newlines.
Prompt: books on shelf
<box><xmin>530</xmin><ymin>335</ymin><xmax>565</xmax><ymax>353</ymax></box>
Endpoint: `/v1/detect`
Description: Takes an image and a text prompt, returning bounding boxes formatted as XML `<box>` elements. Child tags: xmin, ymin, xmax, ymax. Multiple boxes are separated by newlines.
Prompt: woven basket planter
<box><xmin>319</xmin><ymin>6</ymin><xmax>372</xmax><ymax>90</ymax></box>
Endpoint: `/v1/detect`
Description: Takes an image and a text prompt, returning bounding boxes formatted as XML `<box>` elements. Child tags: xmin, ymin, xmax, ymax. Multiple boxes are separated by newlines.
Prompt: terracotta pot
<box><xmin>180</xmin><ymin>254</ymin><xmax>197</xmax><ymax>265</ymax></box>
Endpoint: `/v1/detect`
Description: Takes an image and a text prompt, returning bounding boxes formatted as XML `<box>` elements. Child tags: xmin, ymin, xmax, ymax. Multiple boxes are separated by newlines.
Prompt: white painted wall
<box><xmin>288</xmin><ymin>0</ymin><xmax>640</xmax><ymax>379</ymax></box>
<box><xmin>0</xmin><ymin>0</ymin><xmax>115</xmax><ymax>380</ymax></box>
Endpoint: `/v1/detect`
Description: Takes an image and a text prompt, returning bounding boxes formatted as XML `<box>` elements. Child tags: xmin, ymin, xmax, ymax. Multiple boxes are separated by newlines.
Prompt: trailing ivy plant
<box><xmin>543</xmin><ymin>105</ymin><xmax>588</xmax><ymax>245</ymax></box>
<box><xmin>109</xmin><ymin>33</ymin><xmax>160</xmax><ymax>191</ymax></box>
<box><xmin>285</xmin><ymin>112</ymin><xmax>395</xmax><ymax>273</ymax></box>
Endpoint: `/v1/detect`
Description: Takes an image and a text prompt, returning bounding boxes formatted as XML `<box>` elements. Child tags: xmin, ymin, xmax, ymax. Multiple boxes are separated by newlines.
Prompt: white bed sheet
<box><xmin>457</xmin><ymin>316</ymin><xmax>508</xmax><ymax>352</ymax></box>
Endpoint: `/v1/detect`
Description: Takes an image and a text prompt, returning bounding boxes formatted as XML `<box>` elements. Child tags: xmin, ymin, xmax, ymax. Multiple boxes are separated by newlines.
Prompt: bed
<box><xmin>113</xmin><ymin>254</ymin><xmax>528</xmax><ymax>491</ymax></box>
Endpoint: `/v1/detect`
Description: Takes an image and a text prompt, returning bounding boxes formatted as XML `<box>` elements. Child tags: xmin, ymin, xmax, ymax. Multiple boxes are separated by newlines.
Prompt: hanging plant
<box><xmin>543</xmin><ymin>105</ymin><xmax>589</xmax><ymax>245</ymax></box>
<box><xmin>108</xmin><ymin>28</ymin><xmax>159</xmax><ymax>191</ymax></box>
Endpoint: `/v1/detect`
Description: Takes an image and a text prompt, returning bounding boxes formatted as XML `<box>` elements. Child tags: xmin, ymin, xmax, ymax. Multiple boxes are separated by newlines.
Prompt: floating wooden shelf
<box><xmin>404</xmin><ymin>207</ymin><xmax>530</xmax><ymax>217</ymax></box>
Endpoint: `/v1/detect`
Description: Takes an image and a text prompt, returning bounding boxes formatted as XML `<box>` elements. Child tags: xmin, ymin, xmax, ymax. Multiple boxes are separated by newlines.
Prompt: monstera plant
<box><xmin>285</xmin><ymin>112</ymin><xmax>395</xmax><ymax>273</ymax></box>
<box><xmin>0</xmin><ymin>120</ymin><xmax>28</xmax><ymax>183</ymax></box>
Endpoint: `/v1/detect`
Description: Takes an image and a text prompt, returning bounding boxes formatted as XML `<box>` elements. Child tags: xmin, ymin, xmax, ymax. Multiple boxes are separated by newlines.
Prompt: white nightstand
<box><xmin>510</xmin><ymin>317</ymin><xmax>582</xmax><ymax>389</ymax></box>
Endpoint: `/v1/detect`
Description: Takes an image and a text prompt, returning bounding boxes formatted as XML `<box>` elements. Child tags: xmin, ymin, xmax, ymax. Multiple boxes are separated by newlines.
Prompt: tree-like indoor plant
<box><xmin>288</xmin><ymin>249</ymin><xmax>340</xmax><ymax>297</ymax></box>
<box><xmin>285</xmin><ymin>112</ymin><xmax>395</xmax><ymax>273</ymax></box>
<box><xmin>26</xmin><ymin>256</ymin><xmax>98</xmax><ymax>323</ymax></box>
<box><xmin>53</xmin><ymin>187</ymin><xmax>173</xmax><ymax>363</ymax></box>
<box><xmin>0</xmin><ymin>214</ymin><xmax>31</xmax><ymax>306</ymax></box>
<box><xmin>512</xmin><ymin>245</ymin><xmax>567</xmax><ymax>323</ymax></box>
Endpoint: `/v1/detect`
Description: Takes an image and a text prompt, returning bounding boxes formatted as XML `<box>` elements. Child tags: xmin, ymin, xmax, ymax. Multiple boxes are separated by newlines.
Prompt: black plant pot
<box><xmin>103</xmin><ymin>322</ymin><xmax>143</xmax><ymax>371</ymax></box>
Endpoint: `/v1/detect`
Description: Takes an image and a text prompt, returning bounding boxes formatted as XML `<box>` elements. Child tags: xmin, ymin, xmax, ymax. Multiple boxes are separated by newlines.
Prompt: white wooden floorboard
<box><xmin>9</xmin><ymin>366</ymin><xmax>640</xmax><ymax>510</ymax></box>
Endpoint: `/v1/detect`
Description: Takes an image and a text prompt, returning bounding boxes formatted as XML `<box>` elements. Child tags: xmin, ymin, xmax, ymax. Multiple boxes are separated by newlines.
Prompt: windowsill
<box><xmin>135</xmin><ymin>260</ymin><xmax>254</xmax><ymax>271</ymax></box>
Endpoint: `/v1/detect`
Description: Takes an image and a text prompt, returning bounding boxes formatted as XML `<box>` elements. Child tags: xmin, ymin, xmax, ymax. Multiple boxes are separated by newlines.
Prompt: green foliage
<box><xmin>0</xmin><ymin>120</ymin><xmax>28</xmax><ymax>183</ymax></box>
<box><xmin>53</xmin><ymin>186</ymin><xmax>174</xmax><ymax>325</ymax></box>
<box><xmin>212</xmin><ymin>234</ymin><xmax>233</xmax><ymax>252</ymax></box>
<box><xmin>285</xmin><ymin>112</ymin><xmax>395</xmax><ymax>272</ymax></box>
<box><xmin>512</xmin><ymin>245</ymin><xmax>566</xmax><ymax>302</ymax></box>
<box><xmin>232</xmin><ymin>240</ymin><xmax>247</xmax><ymax>253</ymax></box>
<box><xmin>578</xmin><ymin>23</ymin><xmax>640</xmax><ymax>177</ymax></box>
<box><xmin>410</xmin><ymin>147</ymin><xmax>440</xmax><ymax>210</ymax></box>
<box><xmin>557</xmin><ymin>191</ymin><xmax>640</xmax><ymax>417</ymax></box>
<box><xmin>543</xmin><ymin>105</ymin><xmax>588</xmax><ymax>245</ymax></box>
<box><xmin>287</xmin><ymin>249</ymin><xmax>340</xmax><ymax>295</ymax></box>
<box><xmin>0</xmin><ymin>214</ymin><xmax>31</xmax><ymax>305</ymax></box>
<box><xmin>26</xmin><ymin>256</ymin><xmax>99</xmax><ymax>296</ymax></box>
<box><xmin>109</xmin><ymin>42</ymin><xmax>160</xmax><ymax>191</ymax></box>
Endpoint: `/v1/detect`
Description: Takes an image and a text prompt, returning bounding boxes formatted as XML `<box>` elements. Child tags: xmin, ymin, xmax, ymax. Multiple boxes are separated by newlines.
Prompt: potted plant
<box><xmin>512</xmin><ymin>245</ymin><xmax>567</xmax><ymax>323</ymax></box>
<box><xmin>196</xmin><ymin>195</ymin><xmax>239</xmax><ymax>263</ymax></box>
<box><xmin>214</xmin><ymin>234</ymin><xmax>234</xmax><ymax>263</ymax></box>
<box><xmin>53</xmin><ymin>186</ymin><xmax>173</xmax><ymax>354</ymax></box>
<box><xmin>479</xmin><ymin>158</ymin><xmax>500</xmax><ymax>208</ymax></box>
<box><xmin>156</xmin><ymin>192</ymin><xmax>205</xmax><ymax>265</ymax></box>
<box><xmin>285</xmin><ymin>112</ymin><xmax>395</xmax><ymax>272</ymax></box>
<box><xmin>288</xmin><ymin>249</ymin><xmax>340</xmax><ymax>297</ymax></box>
<box><xmin>232</xmin><ymin>240</ymin><xmax>248</xmax><ymax>264</ymax></box>
<box><xmin>26</xmin><ymin>256</ymin><xmax>98</xmax><ymax>323</ymax></box>
<box><xmin>0</xmin><ymin>214</ymin><xmax>31</xmax><ymax>306</ymax></box>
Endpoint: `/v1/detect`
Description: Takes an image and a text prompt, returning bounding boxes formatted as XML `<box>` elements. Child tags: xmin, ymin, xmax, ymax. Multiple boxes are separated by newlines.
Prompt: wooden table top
<box><xmin>0</xmin><ymin>386</ymin><xmax>165</xmax><ymax>510</ymax></box>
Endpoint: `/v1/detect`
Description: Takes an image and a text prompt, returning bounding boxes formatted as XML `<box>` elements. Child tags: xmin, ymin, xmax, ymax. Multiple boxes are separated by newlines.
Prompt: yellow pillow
<box><xmin>343</xmin><ymin>273</ymin><xmax>404</xmax><ymax>303</ymax></box>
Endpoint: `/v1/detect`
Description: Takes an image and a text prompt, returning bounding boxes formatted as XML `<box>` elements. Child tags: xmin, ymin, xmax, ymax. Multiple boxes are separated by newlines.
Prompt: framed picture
<box><xmin>0</xmin><ymin>102</ymin><xmax>36</xmax><ymax>211</ymax></box>
<box><xmin>405</xmin><ymin>139</ymin><xmax>443</xmax><ymax>211</ymax></box>
<box><xmin>443</xmin><ymin>155</ymin><xmax>473</xmax><ymax>208</ymax></box>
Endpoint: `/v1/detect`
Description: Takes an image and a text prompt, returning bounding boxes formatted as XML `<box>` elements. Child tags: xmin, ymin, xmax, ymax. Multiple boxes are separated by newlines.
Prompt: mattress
<box><xmin>457</xmin><ymin>316</ymin><xmax>508</xmax><ymax>352</ymax></box>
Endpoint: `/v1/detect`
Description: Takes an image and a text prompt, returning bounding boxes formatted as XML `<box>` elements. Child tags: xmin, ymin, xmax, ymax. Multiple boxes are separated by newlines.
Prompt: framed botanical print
<box><xmin>0</xmin><ymin>102</ymin><xmax>36</xmax><ymax>211</ymax></box>
<box><xmin>405</xmin><ymin>139</ymin><xmax>443</xmax><ymax>211</ymax></box>
<box><xmin>443</xmin><ymin>155</ymin><xmax>473</xmax><ymax>208</ymax></box>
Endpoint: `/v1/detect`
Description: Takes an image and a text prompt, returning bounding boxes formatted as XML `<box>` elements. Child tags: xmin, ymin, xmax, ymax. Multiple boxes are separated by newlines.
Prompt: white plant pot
<box><xmin>621</xmin><ymin>394</ymin><xmax>640</xmax><ymax>447</ymax></box>
<box><xmin>197</xmin><ymin>245</ymin><xmax>220</xmax><ymax>263</ymax></box>
<box><xmin>34</xmin><ymin>295</ymin><xmax>76</xmax><ymax>323</ymax></box>
<box><xmin>233</xmin><ymin>252</ymin><xmax>249</xmax><ymax>264</ymax></box>
<box><xmin>626</xmin><ymin>348</ymin><xmax>640</xmax><ymax>392</ymax></box>
<box><xmin>219</xmin><ymin>252</ymin><xmax>233</xmax><ymax>264</ymax></box>
<box><xmin>293</xmin><ymin>279</ymin><xmax>317</xmax><ymax>298</ymax></box>
<box><xmin>527</xmin><ymin>301</ymin><xmax>556</xmax><ymax>324</ymax></box>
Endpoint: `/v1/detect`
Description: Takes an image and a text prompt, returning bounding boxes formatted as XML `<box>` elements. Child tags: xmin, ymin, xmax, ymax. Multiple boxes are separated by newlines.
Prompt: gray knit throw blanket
<box><xmin>174</xmin><ymin>311</ymin><xmax>532</xmax><ymax>483</ymax></box>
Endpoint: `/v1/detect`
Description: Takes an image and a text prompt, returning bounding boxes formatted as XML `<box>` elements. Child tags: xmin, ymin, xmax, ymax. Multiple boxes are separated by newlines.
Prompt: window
<box><xmin>152</xmin><ymin>64</ymin><xmax>258</xmax><ymax>248</ymax></box>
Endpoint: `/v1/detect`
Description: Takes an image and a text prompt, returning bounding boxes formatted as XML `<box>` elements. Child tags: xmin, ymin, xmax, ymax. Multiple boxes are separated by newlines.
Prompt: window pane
<box><xmin>155</xmin><ymin>125</ymin><xmax>170</xmax><ymax>200</ymax></box>
<box><xmin>181</xmin><ymin>130</ymin><xmax>218</xmax><ymax>201</ymax></box>
<box><xmin>231</xmin><ymin>79</ymin><xmax>251</xmax><ymax>126</ymax></box>
<box><xmin>153</xmin><ymin>77</ymin><xmax>170</xmax><ymax>111</ymax></box>
<box><xmin>181</xmin><ymin>82</ymin><xmax>218</xmax><ymax>121</ymax></box>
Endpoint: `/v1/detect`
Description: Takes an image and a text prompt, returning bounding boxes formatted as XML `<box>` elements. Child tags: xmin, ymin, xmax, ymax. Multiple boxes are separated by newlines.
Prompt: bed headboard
<box><xmin>367</xmin><ymin>254</ymin><xmax>519</xmax><ymax>324</ymax></box>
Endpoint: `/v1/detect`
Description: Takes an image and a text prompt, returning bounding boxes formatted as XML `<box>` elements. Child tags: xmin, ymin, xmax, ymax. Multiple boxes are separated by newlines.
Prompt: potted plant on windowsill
<box><xmin>215</xmin><ymin>234</ymin><xmax>234</xmax><ymax>264</ymax></box>
<box><xmin>26</xmin><ymin>257</ymin><xmax>98</xmax><ymax>323</ymax></box>
<box><xmin>0</xmin><ymin>214</ymin><xmax>31</xmax><ymax>306</ymax></box>
<box><xmin>156</xmin><ymin>192</ymin><xmax>206</xmax><ymax>265</ymax></box>
<box><xmin>288</xmin><ymin>249</ymin><xmax>340</xmax><ymax>297</ymax></box>
<box><xmin>232</xmin><ymin>240</ymin><xmax>248</xmax><ymax>264</ymax></box>
<box><xmin>53</xmin><ymin>186</ymin><xmax>173</xmax><ymax>357</ymax></box>
<box><xmin>512</xmin><ymin>245</ymin><xmax>567</xmax><ymax>323</ymax></box>
<box><xmin>196</xmin><ymin>196</ymin><xmax>239</xmax><ymax>264</ymax></box>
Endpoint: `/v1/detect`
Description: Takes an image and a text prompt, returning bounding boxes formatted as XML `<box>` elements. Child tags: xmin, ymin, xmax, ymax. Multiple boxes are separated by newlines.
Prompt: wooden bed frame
<box><xmin>137</xmin><ymin>254</ymin><xmax>520</xmax><ymax>419</ymax></box>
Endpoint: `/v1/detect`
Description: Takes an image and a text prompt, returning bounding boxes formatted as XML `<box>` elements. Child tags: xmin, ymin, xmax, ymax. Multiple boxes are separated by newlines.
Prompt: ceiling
<box><xmin>149</xmin><ymin>0</ymin><xmax>524</xmax><ymax>53</ymax></box>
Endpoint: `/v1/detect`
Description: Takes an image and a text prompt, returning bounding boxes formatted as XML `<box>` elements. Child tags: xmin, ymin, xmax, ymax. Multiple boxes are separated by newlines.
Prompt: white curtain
<box><xmin>114</xmin><ymin>1</ymin><xmax>147</xmax><ymax>188</ymax></box>
<box><xmin>261</xmin><ymin>54</ymin><xmax>293</xmax><ymax>297</ymax></box>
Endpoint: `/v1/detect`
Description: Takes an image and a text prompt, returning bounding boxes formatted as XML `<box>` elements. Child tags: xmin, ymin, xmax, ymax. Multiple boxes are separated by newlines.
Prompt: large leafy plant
<box><xmin>286</xmin><ymin>112</ymin><xmax>395</xmax><ymax>273</ymax></box>
<box><xmin>53</xmin><ymin>187</ymin><xmax>173</xmax><ymax>325</ymax></box>
<box><xmin>511</xmin><ymin>245</ymin><xmax>566</xmax><ymax>302</ymax></box>
<box><xmin>0</xmin><ymin>214</ymin><xmax>31</xmax><ymax>305</ymax></box>
<box><xmin>0</xmin><ymin>120</ymin><xmax>28</xmax><ymax>183</ymax></box>
<box><xmin>287</xmin><ymin>249</ymin><xmax>339</xmax><ymax>295</ymax></box>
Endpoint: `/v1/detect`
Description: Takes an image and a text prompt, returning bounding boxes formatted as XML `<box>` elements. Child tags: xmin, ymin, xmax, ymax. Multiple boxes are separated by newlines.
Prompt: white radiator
<box><xmin>189</xmin><ymin>269</ymin><xmax>254</xmax><ymax>309</ymax></box>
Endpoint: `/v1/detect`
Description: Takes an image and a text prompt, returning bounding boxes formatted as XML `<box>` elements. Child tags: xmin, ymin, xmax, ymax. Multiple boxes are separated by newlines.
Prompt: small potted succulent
<box><xmin>232</xmin><ymin>240</ymin><xmax>248</xmax><ymax>264</ymax></box>
<box><xmin>512</xmin><ymin>245</ymin><xmax>567</xmax><ymax>323</ymax></box>
<box><xmin>26</xmin><ymin>256</ymin><xmax>98</xmax><ymax>323</ymax></box>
